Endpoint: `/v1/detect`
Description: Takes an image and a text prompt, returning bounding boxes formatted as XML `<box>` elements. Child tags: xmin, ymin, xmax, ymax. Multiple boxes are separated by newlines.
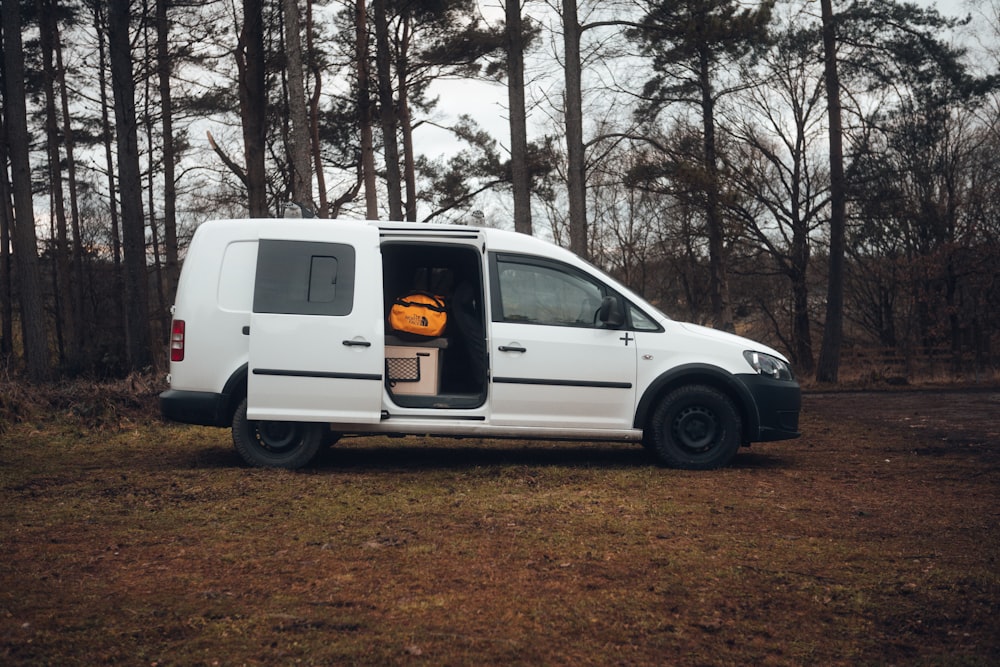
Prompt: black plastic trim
<box><xmin>493</xmin><ymin>377</ymin><xmax>632</xmax><ymax>389</ymax></box>
<box><xmin>252</xmin><ymin>368</ymin><xmax>382</xmax><ymax>381</ymax></box>
<box><xmin>379</xmin><ymin>226</ymin><xmax>482</xmax><ymax>239</ymax></box>
<box><xmin>160</xmin><ymin>389</ymin><xmax>225</xmax><ymax>427</ymax></box>
<box><xmin>733</xmin><ymin>373</ymin><xmax>801</xmax><ymax>441</ymax></box>
<box><xmin>219</xmin><ymin>363</ymin><xmax>249</xmax><ymax>425</ymax></box>
<box><xmin>387</xmin><ymin>392</ymin><xmax>487</xmax><ymax>409</ymax></box>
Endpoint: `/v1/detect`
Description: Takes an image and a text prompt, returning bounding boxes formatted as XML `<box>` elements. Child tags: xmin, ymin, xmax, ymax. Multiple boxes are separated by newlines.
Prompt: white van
<box><xmin>160</xmin><ymin>218</ymin><xmax>800</xmax><ymax>469</ymax></box>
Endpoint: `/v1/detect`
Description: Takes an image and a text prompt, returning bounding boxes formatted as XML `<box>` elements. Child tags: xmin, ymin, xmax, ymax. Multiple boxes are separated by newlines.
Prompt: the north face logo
<box><xmin>404</xmin><ymin>314</ymin><xmax>429</xmax><ymax>328</ymax></box>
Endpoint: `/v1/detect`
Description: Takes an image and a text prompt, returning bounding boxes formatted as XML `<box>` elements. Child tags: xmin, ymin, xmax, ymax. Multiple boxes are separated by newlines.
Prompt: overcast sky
<box><xmin>417</xmin><ymin>0</ymin><xmax>997</xmax><ymax>221</ymax></box>
<box><xmin>922</xmin><ymin>1</ymin><xmax>975</xmax><ymax>20</ymax></box>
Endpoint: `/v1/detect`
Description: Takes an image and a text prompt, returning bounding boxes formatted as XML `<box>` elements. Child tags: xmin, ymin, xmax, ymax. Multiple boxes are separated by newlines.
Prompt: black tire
<box><xmin>647</xmin><ymin>385</ymin><xmax>742</xmax><ymax>470</ymax></box>
<box><xmin>231</xmin><ymin>397</ymin><xmax>324</xmax><ymax>469</ymax></box>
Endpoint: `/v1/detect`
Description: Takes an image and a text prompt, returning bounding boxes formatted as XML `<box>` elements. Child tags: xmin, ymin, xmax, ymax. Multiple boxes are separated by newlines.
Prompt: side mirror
<box><xmin>598</xmin><ymin>296</ymin><xmax>625</xmax><ymax>328</ymax></box>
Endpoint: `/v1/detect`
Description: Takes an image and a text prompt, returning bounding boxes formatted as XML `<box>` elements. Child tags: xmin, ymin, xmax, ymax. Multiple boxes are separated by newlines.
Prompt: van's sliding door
<box><xmin>247</xmin><ymin>223</ymin><xmax>384</xmax><ymax>423</ymax></box>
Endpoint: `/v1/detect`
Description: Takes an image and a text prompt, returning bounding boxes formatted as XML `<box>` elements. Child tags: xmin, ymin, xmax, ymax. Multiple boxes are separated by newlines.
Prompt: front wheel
<box><xmin>232</xmin><ymin>397</ymin><xmax>324</xmax><ymax>469</ymax></box>
<box><xmin>647</xmin><ymin>385</ymin><xmax>741</xmax><ymax>470</ymax></box>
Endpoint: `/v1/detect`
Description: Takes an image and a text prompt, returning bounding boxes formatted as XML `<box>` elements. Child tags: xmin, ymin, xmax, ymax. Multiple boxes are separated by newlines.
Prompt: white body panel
<box><xmin>489</xmin><ymin>321</ymin><xmax>636</xmax><ymax>429</ymax></box>
<box><xmin>168</xmin><ymin>221</ymin><xmax>256</xmax><ymax>394</ymax></box>
<box><xmin>247</xmin><ymin>222</ymin><xmax>384</xmax><ymax>422</ymax></box>
<box><xmin>165</xmin><ymin>219</ymin><xmax>795</xmax><ymax>444</ymax></box>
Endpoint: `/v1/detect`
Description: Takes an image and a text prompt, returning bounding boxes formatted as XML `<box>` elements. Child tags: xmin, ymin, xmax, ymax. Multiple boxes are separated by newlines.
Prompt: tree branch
<box><xmin>206</xmin><ymin>130</ymin><xmax>248</xmax><ymax>187</ymax></box>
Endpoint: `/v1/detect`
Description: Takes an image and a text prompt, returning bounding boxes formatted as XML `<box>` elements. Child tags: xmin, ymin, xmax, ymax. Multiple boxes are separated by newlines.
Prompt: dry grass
<box><xmin>1</xmin><ymin>381</ymin><xmax>998</xmax><ymax>665</ymax></box>
<box><xmin>0</xmin><ymin>372</ymin><xmax>160</xmax><ymax>435</ymax></box>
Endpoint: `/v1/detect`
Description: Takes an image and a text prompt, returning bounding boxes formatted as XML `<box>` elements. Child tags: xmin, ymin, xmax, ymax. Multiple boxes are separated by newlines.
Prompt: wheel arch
<box><xmin>634</xmin><ymin>364</ymin><xmax>759</xmax><ymax>441</ymax></box>
<box><xmin>218</xmin><ymin>363</ymin><xmax>249</xmax><ymax>426</ymax></box>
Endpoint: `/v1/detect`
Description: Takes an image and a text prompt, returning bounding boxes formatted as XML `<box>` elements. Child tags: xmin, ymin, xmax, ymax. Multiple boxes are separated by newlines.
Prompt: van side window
<box><xmin>629</xmin><ymin>303</ymin><xmax>662</xmax><ymax>331</ymax></box>
<box><xmin>254</xmin><ymin>240</ymin><xmax>356</xmax><ymax>316</ymax></box>
<box><xmin>494</xmin><ymin>256</ymin><xmax>605</xmax><ymax>328</ymax></box>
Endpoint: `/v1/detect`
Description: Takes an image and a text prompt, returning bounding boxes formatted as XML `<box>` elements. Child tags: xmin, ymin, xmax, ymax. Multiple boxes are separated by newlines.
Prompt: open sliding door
<box><xmin>247</xmin><ymin>222</ymin><xmax>384</xmax><ymax>423</ymax></box>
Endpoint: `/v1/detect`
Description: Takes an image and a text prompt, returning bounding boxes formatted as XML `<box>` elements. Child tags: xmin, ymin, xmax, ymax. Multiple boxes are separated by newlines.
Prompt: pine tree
<box><xmin>630</xmin><ymin>0</ymin><xmax>773</xmax><ymax>332</ymax></box>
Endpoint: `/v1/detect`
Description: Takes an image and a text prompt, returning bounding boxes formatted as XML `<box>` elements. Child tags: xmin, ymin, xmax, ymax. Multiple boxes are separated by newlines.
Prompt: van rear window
<box><xmin>253</xmin><ymin>240</ymin><xmax>356</xmax><ymax>316</ymax></box>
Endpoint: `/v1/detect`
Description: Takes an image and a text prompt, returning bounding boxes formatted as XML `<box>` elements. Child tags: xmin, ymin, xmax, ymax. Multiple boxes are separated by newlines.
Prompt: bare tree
<box><xmin>109</xmin><ymin>0</ymin><xmax>153</xmax><ymax>370</ymax></box>
<box><xmin>0</xmin><ymin>132</ymin><xmax>12</xmax><ymax>364</ymax></box>
<box><xmin>725</xmin><ymin>17</ymin><xmax>830</xmax><ymax>374</ymax></box>
<box><xmin>54</xmin><ymin>8</ymin><xmax>87</xmax><ymax>365</ymax></box>
<box><xmin>630</xmin><ymin>0</ymin><xmax>773</xmax><ymax>332</ymax></box>
<box><xmin>238</xmin><ymin>0</ymin><xmax>268</xmax><ymax>216</ymax></box>
<box><xmin>562</xmin><ymin>0</ymin><xmax>587</xmax><ymax>257</ymax></box>
<box><xmin>86</xmin><ymin>0</ymin><xmax>127</xmax><ymax>354</ymax></box>
<box><xmin>506</xmin><ymin>0</ymin><xmax>533</xmax><ymax>235</ymax></box>
<box><xmin>815</xmin><ymin>0</ymin><xmax>846</xmax><ymax>383</ymax></box>
<box><xmin>356</xmin><ymin>0</ymin><xmax>379</xmax><ymax>218</ymax></box>
<box><xmin>374</xmin><ymin>0</ymin><xmax>404</xmax><ymax>220</ymax></box>
<box><xmin>37</xmin><ymin>0</ymin><xmax>79</xmax><ymax>368</ymax></box>
<box><xmin>156</xmin><ymin>0</ymin><xmax>179</xmax><ymax>298</ymax></box>
<box><xmin>283</xmin><ymin>0</ymin><xmax>314</xmax><ymax>213</ymax></box>
<box><xmin>305</xmin><ymin>0</ymin><xmax>331</xmax><ymax>217</ymax></box>
<box><xmin>3</xmin><ymin>0</ymin><xmax>51</xmax><ymax>381</ymax></box>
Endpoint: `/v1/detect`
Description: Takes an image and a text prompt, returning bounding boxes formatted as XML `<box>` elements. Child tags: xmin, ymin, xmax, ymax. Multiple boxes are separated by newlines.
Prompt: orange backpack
<box><xmin>389</xmin><ymin>291</ymin><xmax>447</xmax><ymax>337</ymax></box>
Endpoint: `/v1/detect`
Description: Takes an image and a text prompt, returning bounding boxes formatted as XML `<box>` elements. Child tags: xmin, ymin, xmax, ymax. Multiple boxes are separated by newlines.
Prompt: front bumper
<box><xmin>735</xmin><ymin>374</ymin><xmax>801</xmax><ymax>442</ymax></box>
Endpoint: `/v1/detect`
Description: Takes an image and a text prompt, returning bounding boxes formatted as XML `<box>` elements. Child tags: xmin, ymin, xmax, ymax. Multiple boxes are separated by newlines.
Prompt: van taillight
<box><xmin>170</xmin><ymin>320</ymin><xmax>185</xmax><ymax>362</ymax></box>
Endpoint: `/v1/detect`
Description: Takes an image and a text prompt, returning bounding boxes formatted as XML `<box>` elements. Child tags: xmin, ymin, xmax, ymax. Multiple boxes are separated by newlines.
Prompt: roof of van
<box><xmin>200</xmin><ymin>217</ymin><xmax>578</xmax><ymax>263</ymax></box>
<box><xmin>376</xmin><ymin>220</ymin><xmax>574</xmax><ymax>256</ymax></box>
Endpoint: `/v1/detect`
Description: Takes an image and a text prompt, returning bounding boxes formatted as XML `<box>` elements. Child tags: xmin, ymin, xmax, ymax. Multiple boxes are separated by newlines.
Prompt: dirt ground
<box><xmin>1</xmin><ymin>386</ymin><xmax>998</xmax><ymax>665</ymax></box>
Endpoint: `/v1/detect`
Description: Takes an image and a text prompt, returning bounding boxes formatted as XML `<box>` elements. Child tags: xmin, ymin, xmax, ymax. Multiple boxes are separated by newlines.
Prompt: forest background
<box><xmin>1</xmin><ymin>0</ymin><xmax>998</xmax><ymax>385</ymax></box>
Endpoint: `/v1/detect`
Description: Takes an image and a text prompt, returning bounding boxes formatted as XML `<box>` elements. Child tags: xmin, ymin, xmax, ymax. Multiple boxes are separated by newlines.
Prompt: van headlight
<box><xmin>743</xmin><ymin>351</ymin><xmax>794</xmax><ymax>381</ymax></box>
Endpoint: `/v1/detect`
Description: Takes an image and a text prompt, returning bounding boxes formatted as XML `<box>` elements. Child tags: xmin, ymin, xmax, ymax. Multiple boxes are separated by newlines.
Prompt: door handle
<box><xmin>342</xmin><ymin>340</ymin><xmax>372</xmax><ymax>347</ymax></box>
<box><xmin>498</xmin><ymin>345</ymin><xmax>526</xmax><ymax>353</ymax></box>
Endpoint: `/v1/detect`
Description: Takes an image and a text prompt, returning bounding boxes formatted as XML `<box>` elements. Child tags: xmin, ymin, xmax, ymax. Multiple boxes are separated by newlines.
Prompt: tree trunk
<box><xmin>108</xmin><ymin>0</ymin><xmax>154</xmax><ymax>371</ymax></box>
<box><xmin>357</xmin><ymin>0</ymin><xmax>379</xmax><ymax>218</ymax></box>
<box><xmin>37</xmin><ymin>0</ymin><xmax>79</xmax><ymax>367</ymax></box>
<box><xmin>156</xmin><ymin>0</ymin><xmax>180</xmax><ymax>300</ymax></box>
<box><xmin>238</xmin><ymin>0</ymin><xmax>268</xmax><ymax>217</ymax></box>
<box><xmin>791</xmin><ymin>268</ymin><xmax>814</xmax><ymax>375</ymax></box>
<box><xmin>55</xmin><ymin>15</ymin><xmax>87</xmax><ymax>367</ymax></box>
<box><xmin>94</xmin><ymin>0</ymin><xmax>126</xmax><ymax>349</ymax></box>
<box><xmin>305</xmin><ymin>0</ymin><xmax>330</xmax><ymax>217</ymax></box>
<box><xmin>562</xmin><ymin>0</ymin><xmax>587</xmax><ymax>258</ymax></box>
<box><xmin>374</xmin><ymin>0</ymin><xmax>403</xmax><ymax>220</ymax></box>
<box><xmin>144</xmin><ymin>48</ymin><xmax>167</xmax><ymax>342</ymax></box>
<box><xmin>2</xmin><ymin>0</ymin><xmax>52</xmax><ymax>381</ymax></box>
<box><xmin>355</xmin><ymin>0</ymin><xmax>379</xmax><ymax>218</ymax></box>
<box><xmin>0</xmin><ymin>117</ymin><xmax>16</xmax><ymax>363</ymax></box>
<box><xmin>789</xmin><ymin>195</ymin><xmax>815</xmax><ymax>373</ymax></box>
<box><xmin>698</xmin><ymin>46</ymin><xmax>734</xmax><ymax>332</ymax></box>
<box><xmin>396</xmin><ymin>17</ymin><xmax>417</xmax><ymax>222</ymax></box>
<box><xmin>816</xmin><ymin>0</ymin><xmax>846</xmax><ymax>383</ymax></box>
<box><xmin>506</xmin><ymin>0</ymin><xmax>532</xmax><ymax>235</ymax></box>
<box><xmin>283</xmin><ymin>0</ymin><xmax>314</xmax><ymax>213</ymax></box>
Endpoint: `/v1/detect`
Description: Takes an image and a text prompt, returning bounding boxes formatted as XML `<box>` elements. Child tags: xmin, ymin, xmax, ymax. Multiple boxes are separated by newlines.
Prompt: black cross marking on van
<box><xmin>620</xmin><ymin>332</ymin><xmax>634</xmax><ymax>346</ymax></box>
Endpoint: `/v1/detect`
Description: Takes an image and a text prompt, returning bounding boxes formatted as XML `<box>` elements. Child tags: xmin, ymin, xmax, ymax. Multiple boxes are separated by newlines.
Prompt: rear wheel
<box><xmin>647</xmin><ymin>385</ymin><xmax>741</xmax><ymax>469</ymax></box>
<box><xmin>232</xmin><ymin>397</ymin><xmax>324</xmax><ymax>469</ymax></box>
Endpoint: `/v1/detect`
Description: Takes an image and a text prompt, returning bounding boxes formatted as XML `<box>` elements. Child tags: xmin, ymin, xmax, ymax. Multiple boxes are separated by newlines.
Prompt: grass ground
<box><xmin>1</xmin><ymin>384</ymin><xmax>998</xmax><ymax>665</ymax></box>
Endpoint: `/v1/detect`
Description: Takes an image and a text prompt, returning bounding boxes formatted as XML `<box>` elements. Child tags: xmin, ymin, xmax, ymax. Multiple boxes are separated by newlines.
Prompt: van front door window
<box><xmin>497</xmin><ymin>260</ymin><xmax>604</xmax><ymax>328</ymax></box>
